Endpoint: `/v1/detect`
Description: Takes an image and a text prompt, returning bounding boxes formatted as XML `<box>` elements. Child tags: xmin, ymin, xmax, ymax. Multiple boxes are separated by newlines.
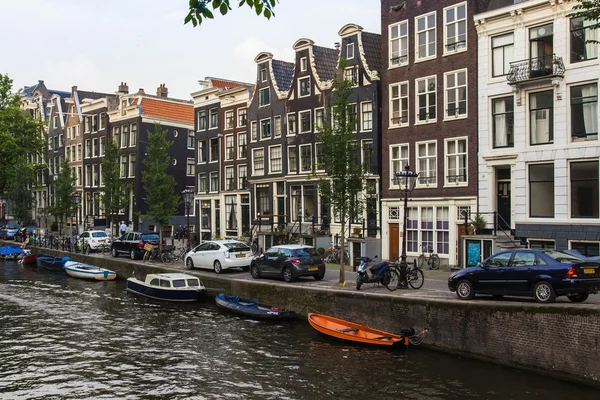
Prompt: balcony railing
<box><xmin>507</xmin><ymin>54</ymin><xmax>565</xmax><ymax>84</ymax></box>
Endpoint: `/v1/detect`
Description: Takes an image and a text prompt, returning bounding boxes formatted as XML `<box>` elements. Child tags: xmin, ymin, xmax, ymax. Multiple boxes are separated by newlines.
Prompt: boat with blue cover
<box><xmin>36</xmin><ymin>256</ymin><xmax>70</xmax><ymax>271</ymax></box>
<box><xmin>126</xmin><ymin>273</ymin><xmax>206</xmax><ymax>301</ymax></box>
<box><xmin>64</xmin><ymin>260</ymin><xmax>117</xmax><ymax>281</ymax></box>
<box><xmin>0</xmin><ymin>246</ymin><xmax>24</xmax><ymax>260</ymax></box>
<box><xmin>215</xmin><ymin>293</ymin><xmax>296</xmax><ymax>320</ymax></box>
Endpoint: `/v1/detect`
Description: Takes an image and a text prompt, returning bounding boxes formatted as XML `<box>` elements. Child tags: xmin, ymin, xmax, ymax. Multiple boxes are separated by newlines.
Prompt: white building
<box><xmin>475</xmin><ymin>0</ymin><xmax>600</xmax><ymax>259</ymax></box>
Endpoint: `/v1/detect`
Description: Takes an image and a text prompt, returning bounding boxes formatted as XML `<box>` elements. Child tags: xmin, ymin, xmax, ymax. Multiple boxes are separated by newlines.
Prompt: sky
<box><xmin>0</xmin><ymin>0</ymin><xmax>381</xmax><ymax>100</ymax></box>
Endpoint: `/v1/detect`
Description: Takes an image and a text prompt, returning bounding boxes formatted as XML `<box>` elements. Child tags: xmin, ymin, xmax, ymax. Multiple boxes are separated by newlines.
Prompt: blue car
<box><xmin>1</xmin><ymin>224</ymin><xmax>20</xmax><ymax>240</ymax></box>
<box><xmin>448</xmin><ymin>249</ymin><xmax>600</xmax><ymax>303</ymax></box>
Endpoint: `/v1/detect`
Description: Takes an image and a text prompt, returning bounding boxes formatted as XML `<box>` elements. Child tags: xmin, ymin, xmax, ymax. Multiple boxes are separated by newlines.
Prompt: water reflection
<box><xmin>0</xmin><ymin>260</ymin><xmax>598</xmax><ymax>400</ymax></box>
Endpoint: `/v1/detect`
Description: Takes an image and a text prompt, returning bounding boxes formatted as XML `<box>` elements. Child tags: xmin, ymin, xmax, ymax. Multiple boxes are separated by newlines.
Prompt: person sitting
<box><xmin>20</xmin><ymin>231</ymin><xmax>30</xmax><ymax>250</ymax></box>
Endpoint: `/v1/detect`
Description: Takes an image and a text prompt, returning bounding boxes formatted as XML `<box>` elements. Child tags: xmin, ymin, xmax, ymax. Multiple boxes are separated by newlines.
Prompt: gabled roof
<box><xmin>206</xmin><ymin>77</ymin><xmax>251</xmax><ymax>91</ymax></box>
<box><xmin>361</xmin><ymin>32</ymin><xmax>382</xmax><ymax>73</ymax></box>
<box><xmin>271</xmin><ymin>59</ymin><xmax>295</xmax><ymax>92</ymax></box>
<box><xmin>312</xmin><ymin>45</ymin><xmax>339</xmax><ymax>83</ymax></box>
<box><xmin>139</xmin><ymin>98</ymin><xmax>194</xmax><ymax>124</ymax></box>
<box><xmin>77</xmin><ymin>90</ymin><xmax>112</xmax><ymax>102</ymax></box>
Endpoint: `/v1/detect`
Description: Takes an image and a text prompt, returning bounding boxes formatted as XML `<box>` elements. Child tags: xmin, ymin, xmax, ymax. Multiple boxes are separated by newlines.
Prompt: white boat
<box><xmin>126</xmin><ymin>273</ymin><xmax>206</xmax><ymax>301</ymax></box>
<box><xmin>64</xmin><ymin>260</ymin><xmax>117</xmax><ymax>281</ymax></box>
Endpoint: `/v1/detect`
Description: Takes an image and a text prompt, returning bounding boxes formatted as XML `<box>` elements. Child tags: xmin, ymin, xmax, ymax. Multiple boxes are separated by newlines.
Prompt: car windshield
<box><xmin>92</xmin><ymin>232</ymin><xmax>107</xmax><ymax>237</ymax></box>
<box><xmin>141</xmin><ymin>233</ymin><xmax>160</xmax><ymax>241</ymax></box>
<box><xmin>224</xmin><ymin>242</ymin><xmax>250</xmax><ymax>252</ymax></box>
<box><xmin>292</xmin><ymin>248</ymin><xmax>319</xmax><ymax>257</ymax></box>
<box><xmin>542</xmin><ymin>250</ymin><xmax>584</xmax><ymax>263</ymax></box>
<box><xmin>7</xmin><ymin>225</ymin><xmax>18</xmax><ymax>229</ymax></box>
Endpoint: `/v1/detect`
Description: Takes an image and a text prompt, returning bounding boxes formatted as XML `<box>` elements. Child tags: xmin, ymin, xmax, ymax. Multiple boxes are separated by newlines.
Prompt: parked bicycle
<box><xmin>143</xmin><ymin>243</ymin><xmax>160</xmax><ymax>262</ymax></box>
<box><xmin>324</xmin><ymin>245</ymin><xmax>350</xmax><ymax>264</ymax></box>
<box><xmin>417</xmin><ymin>245</ymin><xmax>440</xmax><ymax>270</ymax></box>
<box><xmin>161</xmin><ymin>245</ymin><xmax>189</xmax><ymax>264</ymax></box>
<box><xmin>405</xmin><ymin>260</ymin><xmax>425</xmax><ymax>289</ymax></box>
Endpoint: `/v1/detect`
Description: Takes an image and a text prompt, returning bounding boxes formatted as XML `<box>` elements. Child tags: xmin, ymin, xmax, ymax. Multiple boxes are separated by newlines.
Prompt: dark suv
<box><xmin>111</xmin><ymin>232</ymin><xmax>160</xmax><ymax>260</ymax></box>
<box><xmin>250</xmin><ymin>244</ymin><xmax>325</xmax><ymax>282</ymax></box>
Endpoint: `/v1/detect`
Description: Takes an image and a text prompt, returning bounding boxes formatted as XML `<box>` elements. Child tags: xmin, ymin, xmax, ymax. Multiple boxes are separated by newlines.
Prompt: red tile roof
<box><xmin>209</xmin><ymin>78</ymin><xmax>247</xmax><ymax>91</ymax></box>
<box><xmin>140</xmin><ymin>98</ymin><xmax>194</xmax><ymax>124</ymax></box>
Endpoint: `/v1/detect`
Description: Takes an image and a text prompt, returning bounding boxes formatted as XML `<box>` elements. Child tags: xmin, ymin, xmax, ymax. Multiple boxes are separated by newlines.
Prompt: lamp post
<box><xmin>181</xmin><ymin>187</ymin><xmax>194</xmax><ymax>250</ymax></box>
<box><xmin>41</xmin><ymin>208</ymin><xmax>48</xmax><ymax>231</ymax></box>
<box><xmin>395</xmin><ymin>165</ymin><xmax>419</xmax><ymax>284</ymax></box>
<box><xmin>72</xmin><ymin>192</ymin><xmax>81</xmax><ymax>237</ymax></box>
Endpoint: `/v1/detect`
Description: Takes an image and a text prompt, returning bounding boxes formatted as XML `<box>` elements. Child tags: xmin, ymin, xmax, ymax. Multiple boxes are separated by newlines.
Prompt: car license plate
<box><xmin>583</xmin><ymin>268</ymin><xmax>595</xmax><ymax>275</ymax></box>
<box><xmin>308</xmin><ymin>267</ymin><xmax>319</xmax><ymax>271</ymax></box>
<box><xmin>98</xmin><ymin>240</ymin><xmax>105</xmax><ymax>243</ymax></box>
<box><xmin>236</xmin><ymin>254</ymin><xmax>246</xmax><ymax>258</ymax></box>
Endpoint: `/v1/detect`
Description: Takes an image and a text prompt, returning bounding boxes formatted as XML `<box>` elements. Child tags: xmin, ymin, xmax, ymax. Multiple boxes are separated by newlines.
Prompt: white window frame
<box><xmin>315</xmin><ymin>142</ymin><xmax>324</xmax><ymax>172</ymax></box>
<box><xmin>99</xmin><ymin>113</ymin><xmax>105</xmax><ymax>130</ymax></box>
<box><xmin>225</xmin><ymin>166</ymin><xmax>235</xmax><ymax>190</ymax></box>
<box><xmin>225</xmin><ymin>110</ymin><xmax>234</xmax><ymax>130</ymax></box>
<box><xmin>209</xmin><ymin>137</ymin><xmax>219</xmax><ymax>163</ymax></box>
<box><xmin>237</xmin><ymin>133</ymin><xmax>247</xmax><ymax>159</ymax></box>
<box><xmin>299</xmin><ymin>77</ymin><xmax>311</xmax><ymax>98</ymax></box>
<box><xmin>260</xmin><ymin>117</ymin><xmax>271</xmax><ymax>140</ymax></box>
<box><xmin>361</xmin><ymin>102</ymin><xmax>373</xmax><ymax>132</ymax></box>
<box><xmin>416</xmin><ymin>140</ymin><xmax>437</xmax><ymax>188</ymax></box>
<box><xmin>288</xmin><ymin>145</ymin><xmax>298</xmax><ymax>173</ymax></box>
<box><xmin>444</xmin><ymin>137</ymin><xmax>468</xmax><ymax>187</ymax></box>
<box><xmin>237</xmin><ymin>108</ymin><xmax>247</xmax><ymax>127</ymax></box>
<box><xmin>259</xmin><ymin>87</ymin><xmax>270</xmax><ymax>107</ymax></box>
<box><xmin>269</xmin><ymin>145</ymin><xmax>283</xmax><ymax>174</ymax></box>
<box><xmin>250</xmin><ymin>121</ymin><xmax>258</xmax><ymax>142</ymax></box>
<box><xmin>390</xmin><ymin>81</ymin><xmax>409</xmax><ymax>128</ymax></box>
<box><xmin>287</xmin><ymin>113</ymin><xmax>297</xmax><ymax>135</ymax></box>
<box><xmin>347</xmin><ymin>42</ymin><xmax>355</xmax><ymax>59</ymax></box>
<box><xmin>209</xmin><ymin>108</ymin><xmax>219</xmax><ymax>129</ymax></box>
<box><xmin>415</xmin><ymin>11</ymin><xmax>436</xmax><ymax>61</ymax></box>
<box><xmin>99</xmin><ymin>137</ymin><xmax>105</xmax><ymax>156</ymax></box>
<box><xmin>300</xmin><ymin>57</ymin><xmax>307</xmax><ymax>72</ymax></box>
<box><xmin>198</xmin><ymin>173</ymin><xmax>207</xmax><ymax>193</ymax></box>
<box><xmin>225</xmin><ymin>134</ymin><xmax>234</xmax><ymax>161</ymax></box>
<box><xmin>274</xmin><ymin>116</ymin><xmax>282</xmax><ymax>138</ymax></box>
<box><xmin>198</xmin><ymin>110</ymin><xmax>207</xmax><ymax>131</ymax></box>
<box><xmin>314</xmin><ymin>108</ymin><xmax>325</xmax><ymax>131</ymax></box>
<box><xmin>389</xmin><ymin>20</ymin><xmax>409</xmax><ymax>67</ymax></box>
<box><xmin>415</xmin><ymin>75</ymin><xmax>437</xmax><ymax>124</ymax></box>
<box><xmin>238</xmin><ymin>165</ymin><xmax>247</xmax><ymax>190</ymax></box>
<box><xmin>252</xmin><ymin>148</ymin><xmax>265</xmax><ymax>176</ymax></box>
<box><xmin>299</xmin><ymin>144</ymin><xmax>312</xmax><ymax>173</ymax></box>
<box><xmin>389</xmin><ymin>144</ymin><xmax>409</xmax><ymax>189</ymax></box>
<box><xmin>92</xmin><ymin>138</ymin><xmax>98</xmax><ymax>158</ymax></box>
<box><xmin>85</xmin><ymin>139</ymin><xmax>91</xmax><ymax>159</ymax></box>
<box><xmin>299</xmin><ymin>110</ymin><xmax>311</xmax><ymax>133</ymax></box>
<box><xmin>129</xmin><ymin>154</ymin><xmax>137</xmax><ymax>178</ymax></box>
<box><xmin>198</xmin><ymin>140</ymin><xmax>206</xmax><ymax>164</ymax></box>
<box><xmin>444</xmin><ymin>69</ymin><xmax>468</xmax><ymax>120</ymax></box>
<box><xmin>260</xmin><ymin>68</ymin><xmax>267</xmax><ymax>82</ymax></box>
<box><xmin>210</xmin><ymin>171</ymin><xmax>219</xmax><ymax>193</ymax></box>
<box><xmin>443</xmin><ymin>2</ymin><xmax>467</xmax><ymax>55</ymax></box>
<box><xmin>130</xmin><ymin>123</ymin><xmax>137</xmax><ymax>147</ymax></box>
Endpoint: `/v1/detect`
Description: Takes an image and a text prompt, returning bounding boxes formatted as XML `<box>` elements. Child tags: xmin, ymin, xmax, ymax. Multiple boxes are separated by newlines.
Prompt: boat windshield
<box><xmin>172</xmin><ymin>279</ymin><xmax>187</xmax><ymax>288</ymax></box>
<box><xmin>187</xmin><ymin>279</ymin><xmax>200</xmax><ymax>287</ymax></box>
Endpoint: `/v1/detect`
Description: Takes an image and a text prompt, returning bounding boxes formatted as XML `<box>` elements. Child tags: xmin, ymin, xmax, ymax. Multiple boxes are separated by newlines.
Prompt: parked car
<box><xmin>78</xmin><ymin>230</ymin><xmax>111</xmax><ymax>252</ymax></box>
<box><xmin>14</xmin><ymin>226</ymin><xmax>41</xmax><ymax>242</ymax></box>
<box><xmin>1</xmin><ymin>224</ymin><xmax>20</xmax><ymax>240</ymax></box>
<box><xmin>111</xmin><ymin>232</ymin><xmax>161</xmax><ymax>260</ymax></box>
<box><xmin>448</xmin><ymin>249</ymin><xmax>600</xmax><ymax>303</ymax></box>
<box><xmin>184</xmin><ymin>240</ymin><xmax>253</xmax><ymax>273</ymax></box>
<box><xmin>250</xmin><ymin>244</ymin><xmax>326</xmax><ymax>283</ymax></box>
<box><xmin>562</xmin><ymin>249</ymin><xmax>600</xmax><ymax>262</ymax></box>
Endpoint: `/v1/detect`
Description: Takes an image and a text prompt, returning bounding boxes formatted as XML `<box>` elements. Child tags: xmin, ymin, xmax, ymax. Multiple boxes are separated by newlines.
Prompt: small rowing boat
<box><xmin>215</xmin><ymin>294</ymin><xmax>295</xmax><ymax>320</ymax></box>
<box><xmin>64</xmin><ymin>260</ymin><xmax>117</xmax><ymax>281</ymax></box>
<box><xmin>37</xmin><ymin>256</ymin><xmax>69</xmax><ymax>271</ymax></box>
<box><xmin>308</xmin><ymin>313</ymin><xmax>419</xmax><ymax>347</ymax></box>
<box><xmin>21</xmin><ymin>253</ymin><xmax>40</xmax><ymax>264</ymax></box>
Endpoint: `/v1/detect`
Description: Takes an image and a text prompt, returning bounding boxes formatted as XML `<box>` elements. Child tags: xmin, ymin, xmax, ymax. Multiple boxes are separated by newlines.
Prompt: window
<box><xmin>209</xmin><ymin>108</ymin><xmax>218</xmax><ymax>129</ymax></box>
<box><xmin>210</xmin><ymin>138</ymin><xmax>218</xmax><ymax>162</ymax></box>
<box><xmin>361</xmin><ymin>102</ymin><xmax>373</xmax><ymax>131</ymax></box>
<box><xmin>84</xmin><ymin>117</ymin><xmax>90</xmax><ymax>133</ymax></box>
<box><xmin>112</xmin><ymin>127</ymin><xmax>119</xmax><ymax>145</ymax></box>
<box><xmin>315</xmin><ymin>109</ymin><xmax>325</xmax><ymax>130</ymax></box>
<box><xmin>287</xmin><ymin>113</ymin><xmax>297</xmax><ymax>135</ymax></box>
<box><xmin>300</xmin><ymin>57</ymin><xmax>307</xmax><ymax>71</ymax></box>
<box><xmin>444</xmin><ymin>3</ymin><xmax>466</xmax><ymax>53</ymax></box>
<box><xmin>300</xmin><ymin>144</ymin><xmax>312</xmax><ymax>172</ymax></box>
<box><xmin>85</xmin><ymin>139</ymin><xmax>91</xmax><ymax>158</ymax></box>
<box><xmin>390</xmin><ymin>144</ymin><xmax>409</xmax><ymax>187</ymax></box>
<box><xmin>225</xmin><ymin>167</ymin><xmax>234</xmax><ymax>190</ymax></box>
<box><xmin>445</xmin><ymin>70</ymin><xmax>467</xmax><ymax>118</ymax></box>
<box><xmin>445</xmin><ymin>138</ymin><xmax>467</xmax><ymax>185</ymax></box>
<box><xmin>390</xmin><ymin>20</ymin><xmax>409</xmax><ymax>66</ymax></box>
<box><xmin>529</xmin><ymin>91</ymin><xmax>553</xmax><ymax>145</ymax></box>
<box><xmin>362</xmin><ymin>139</ymin><xmax>373</xmax><ymax>171</ymax></box>
<box><xmin>77</xmin><ymin>144</ymin><xmax>82</xmax><ymax>161</ymax></box>
<box><xmin>570</xmin><ymin>161</ymin><xmax>599</xmax><ymax>218</ymax></box>
<box><xmin>237</xmin><ymin>108</ymin><xmax>247</xmax><ymax>127</ymax></box>
<box><xmin>571</xmin><ymin>83</ymin><xmax>598</xmax><ymax>139</ymax></box>
<box><xmin>570</xmin><ymin>241</ymin><xmax>600</xmax><ymax>257</ymax></box>
<box><xmin>347</xmin><ymin>104</ymin><xmax>358</xmax><ymax>132</ymax></box>
<box><xmin>237</xmin><ymin>133</ymin><xmax>246</xmax><ymax>159</ymax></box>
<box><xmin>288</xmin><ymin>146</ymin><xmax>297</xmax><ymax>173</ymax></box>
<box><xmin>344</xmin><ymin>67</ymin><xmax>358</xmax><ymax>86</ymax></box>
<box><xmin>260</xmin><ymin>68</ymin><xmax>267</xmax><ymax>82</ymax></box>
<box><xmin>260</xmin><ymin>118</ymin><xmax>271</xmax><ymax>139</ymax></box>
<box><xmin>198</xmin><ymin>173</ymin><xmax>207</xmax><ymax>193</ymax></box>
<box><xmin>416</xmin><ymin>12</ymin><xmax>436</xmax><ymax>60</ymax></box>
<box><xmin>130</xmin><ymin>124</ymin><xmax>137</xmax><ymax>147</ymax></box>
<box><xmin>492</xmin><ymin>96</ymin><xmax>514</xmax><ymax>148</ymax></box>
<box><xmin>407</xmin><ymin>207</ymin><xmax>419</xmax><ymax>252</ymax></box>
<box><xmin>269</xmin><ymin>146</ymin><xmax>282</xmax><ymax>173</ymax></box>
<box><xmin>184</xmin><ymin>158</ymin><xmax>194</xmax><ymax>177</ymax></box>
<box><xmin>421</xmin><ymin>207</ymin><xmax>434</xmax><ymax>253</ymax></box>
<box><xmin>407</xmin><ymin>207</ymin><xmax>449</xmax><ymax>254</ymax></box>
<box><xmin>210</xmin><ymin>172</ymin><xmax>219</xmax><ymax>192</ymax></box>
<box><xmin>259</xmin><ymin>88</ymin><xmax>270</xmax><ymax>106</ymax></box>
<box><xmin>436</xmin><ymin>207</ymin><xmax>449</xmax><ymax>254</ymax></box>
<box><xmin>492</xmin><ymin>33</ymin><xmax>514</xmax><ymax>77</ymax></box>
<box><xmin>85</xmin><ymin>165</ymin><xmax>91</xmax><ymax>187</ymax></box>
<box><xmin>238</xmin><ymin>165</ymin><xmax>247</xmax><ymax>190</ymax></box>
<box><xmin>529</xmin><ymin>239</ymin><xmax>555</xmax><ymax>250</ymax></box>
<box><xmin>315</xmin><ymin>142</ymin><xmax>324</xmax><ymax>170</ymax></box>
<box><xmin>347</xmin><ymin>42</ymin><xmax>355</xmax><ymax>59</ymax></box>
<box><xmin>121</xmin><ymin>126</ymin><xmax>128</xmax><ymax>148</ymax></box>
<box><xmin>299</xmin><ymin>77</ymin><xmax>310</xmax><ymax>97</ymax></box>
<box><xmin>223</xmin><ymin>135</ymin><xmax>234</xmax><ymax>161</ymax></box>
<box><xmin>570</xmin><ymin>17</ymin><xmax>598</xmax><ymax>63</ymax></box>
<box><xmin>274</xmin><ymin>116</ymin><xmax>281</xmax><ymax>137</ymax></box>
<box><xmin>99</xmin><ymin>137</ymin><xmax>105</xmax><ymax>156</ymax></box>
<box><xmin>390</xmin><ymin>82</ymin><xmax>409</xmax><ymax>126</ymax></box>
<box><xmin>198</xmin><ymin>140</ymin><xmax>206</xmax><ymax>163</ymax></box>
<box><xmin>225</xmin><ymin>195</ymin><xmax>238</xmax><ymax>230</ymax></box>
<box><xmin>417</xmin><ymin>141</ymin><xmax>437</xmax><ymax>186</ymax></box>
<box><xmin>253</xmin><ymin>148</ymin><xmax>264</xmax><ymax>175</ymax></box>
<box><xmin>225</xmin><ymin>110</ymin><xmax>234</xmax><ymax>130</ymax></box>
<box><xmin>92</xmin><ymin>138</ymin><xmax>98</xmax><ymax>158</ymax></box>
<box><xmin>251</xmin><ymin>121</ymin><xmax>257</xmax><ymax>141</ymax></box>
<box><xmin>129</xmin><ymin>154</ymin><xmax>136</xmax><ymax>177</ymax></box>
<box><xmin>300</xmin><ymin>110</ymin><xmax>311</xmax><ymax>133</ymax></box>
<box><xmin>120</xmin><ymin>155</ymin><xmax>127</xmax><ymax>178</ymax></box>
<box><xmin>94</xmin><ymin>165</ymin><xmax>100</xmax><ymax>187</ymax></box>
<box><xmin>529</xmin><ymin>163</ymin><xmax>554</xmax><ymax>217</ymax></box>
<box><xmin>198</xmin><ymin>110</ymin><xmax>207</xmax><ymax>130</ymax></box>
<box><xmin>184</xmin><ymin>130</ymin><xmax>193</xmax><ymax>150</ymax></box>
<box><xmin>416</xmin><ymin>76</ymin><xmax>436</xmax><ymax>122</ymax></box>
<box><xmin>99</xmin><ymin>112</ymin><xmax>105</xmax><ymax>130</ymax></box>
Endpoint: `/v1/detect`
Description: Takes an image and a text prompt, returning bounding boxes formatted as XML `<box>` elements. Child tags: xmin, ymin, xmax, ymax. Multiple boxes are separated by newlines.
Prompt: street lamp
<box><xmin>181</xmin><ymin>187</ymin><xmax>194</xmax><ymax>249</ymax></box>
<box><xmin>72</xmin><ymin>192</ymin><xmax>82</xmax><ymax>236</ymax></box>
<box><xmin>395</xmin><ymin>165</ymin><xmax>419</xmax><ymax>284</ymax></box>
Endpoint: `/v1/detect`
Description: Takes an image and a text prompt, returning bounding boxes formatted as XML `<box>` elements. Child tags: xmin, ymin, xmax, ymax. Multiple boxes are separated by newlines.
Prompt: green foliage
<box><xmin>0</xmin><ymin>74</ymin><xmax>45</xmax><ymax>197</ymax></box>
<box><xmin>101</xmin><ymin>136</ymin><xmax>132</xmax><ymax>232</ymax></box>
<box><xmin>6</xmin><ymin>161</ymin><xmax>35</xmax><ymax>224</ymax></box>
<box><xmin>142</xmin><ymin>123</ymin><xmax>180</xmax><ymax>249</ymax></box>
<box><xmin>48</xmin><ymin>157</ymin><xmax>76</xmax><ymax>233</ymax></box>
<box><xmin>185</xmin><ymin>0</ymin><xmax>277</xmax><ymax>26</ymax></box>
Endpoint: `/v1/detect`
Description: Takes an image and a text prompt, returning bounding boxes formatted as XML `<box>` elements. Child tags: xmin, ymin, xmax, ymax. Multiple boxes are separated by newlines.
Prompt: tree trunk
<box><xmin>158</xmin><ymin>224</ymin><xmax>163</xmax><ymax>256</ymax></box>
<box><xmin>339</xmin><ymin>231</ymin><xmax>346</xmax><ymax>284</ymax></box>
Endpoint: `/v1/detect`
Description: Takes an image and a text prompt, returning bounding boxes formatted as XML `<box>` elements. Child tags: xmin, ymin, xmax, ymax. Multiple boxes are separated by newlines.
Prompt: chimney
<box><xmin>71</xmin><ymin>85</ymin><xmax>78</xmax><ymax>93</ymax></box>
<box><xmin>137</xmin><ymin>88</ymin><xmax>145</xmax><ymax>95</ymax></box>
<box><xmin>334</xmin><ymin>42</ymin><xmax>340</xmax><ymax>51</ymax></box>
<box><xmin>156</xmin><ymin>83</ymin><xmax>168</xmax><ymax>98</ymax></box>
<box><xmin>117</xmin><ymin>82</ymin><xmax>129</xmax><ymax>94</ymax></box>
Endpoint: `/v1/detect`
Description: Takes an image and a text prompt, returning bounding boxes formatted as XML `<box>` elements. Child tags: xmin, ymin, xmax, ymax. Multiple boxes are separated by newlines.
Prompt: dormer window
<box><xmin>260</xmin><ymin>68</ymin><xmax>267</xmax><ymax>82</ymax></box>
<box><xmin>120</xmin><ymin>99</ymin><xmax>127</xmax><ymax>116</ymax></box>
<box><xmin>300</xmin><ymin>57</ymin><xmax>307</xmax><ymax>72</ymax></box>
<box><xmin>299</xmin><ymin>77</ymin><xmax>310</xmax><ymax>97</ymax></box>
<box><xmin>347</xmin><ymin>43</ymin><xmax>355</xmax><ymax>59</ymax></box>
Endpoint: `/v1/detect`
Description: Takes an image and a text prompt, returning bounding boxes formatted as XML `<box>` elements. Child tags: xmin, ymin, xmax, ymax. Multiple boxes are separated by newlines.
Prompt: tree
<box><xmin>185</xmin><ymin>0</ymin><xmax>277</xmax><ymax>26</ymax></box>
<box><xmin>570</xmin><ymin>1</ymin><xmax>600</xmax><ymax>43</ymax></box>
<box><xmin>6</xmin><ymin>160</ymin><xmax>36</xmax><ymax>225</ymax></box>
<box><xmin>47</xmin><ymin>157</ymin><xmax>75</xmax><ymax>235</ymax></box>
<box><xmin>315</xmin><ymin>60</ymin><xmax>368</xmax><ymax>284</ymax></box>
<box><xmin>142</xmin><ymin>123</ymin><xmax>180</xmax><ymax>253</ymax></box>
<box><xmin>0</xmin><ymin>74</ymin><xmax>45</xmax><ymax>198</ymax></box>
<box><xmin>102</xmin><ymin>136</ymin><xmax>131</xmax><ymax>236</ymax></box>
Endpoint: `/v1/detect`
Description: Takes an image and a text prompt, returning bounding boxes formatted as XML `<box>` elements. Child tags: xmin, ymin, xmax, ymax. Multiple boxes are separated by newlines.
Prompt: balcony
<box><xmin>507</xmin><ymin>54</ymin><xmax>565</xmax><ymax>85</ymax></box>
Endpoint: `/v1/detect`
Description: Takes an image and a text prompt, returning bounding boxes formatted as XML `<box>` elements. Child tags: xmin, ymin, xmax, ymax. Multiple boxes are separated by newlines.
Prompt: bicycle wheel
<box><xmin>430</xmin><ymin>254</ymin><xmax>440</xmax><ymax>270</ymax></box>
<box><xmin>161</xmin><ymin>252</ymin><xmax>174</xmax><ymax>264</ymax></box>
<box><xmin>102</xmin><ymin>244</ymin><xmax>111</xmax><ymax>256</ymax></box>
<box><xmin>384</xmin><ymin>268</ymin><xmax>401</xmax><ymax>291</ymax></box>
<box><xmin>143</xmin><ymin>251</ymin><xmax>150</xmax><ymax>262</ymax></box>
<box><xmin>408</xmin><ymin>268</ymin><xmax>425</xmax><ymax>289</ymax></box>
<box><xmin>417</xmin><ymin>254</ymin><xmax>426</xmax><ymax>269</ymax></box>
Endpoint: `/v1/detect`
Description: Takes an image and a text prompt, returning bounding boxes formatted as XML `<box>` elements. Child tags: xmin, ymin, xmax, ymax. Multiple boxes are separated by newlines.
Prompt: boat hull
<box><xmin>126</xmin><ymin>278</ymin><xmax>205</xmax><ymax>302</ymax></box>
<box><xmin>36</xmin><ymin>256</ymin><xmax>68</xmax><ymax>271</ymax></box>
<box><xmin>308</xmin><ymin>313</ymin><xmax>407</xmax><ymax>347</ymax></box>
<box><xmin>64</xmin><ymin>261</ymin><xmax>117</xmax><ymax>281</ymax></box>
<box><xmin>22</xmin><ymin>254</ymin><xmax>40</xmax><ymax>264</ymax></box>
<box><xmin>215</xmin><ymin>294</ymin><xmax>295</xmax><ymax>320</ymax></box>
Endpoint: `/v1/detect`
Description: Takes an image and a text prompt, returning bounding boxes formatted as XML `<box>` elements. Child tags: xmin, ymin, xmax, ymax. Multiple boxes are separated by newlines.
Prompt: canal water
<box><xmin>1</xmin><ymin>261</ymin><xmax>598</xmax><ymax>400</ymax></box>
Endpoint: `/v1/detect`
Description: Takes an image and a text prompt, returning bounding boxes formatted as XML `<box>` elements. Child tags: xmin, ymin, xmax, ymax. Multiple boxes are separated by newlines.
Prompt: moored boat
<box><xmin>22</xmin><ymin>253</ymin><xmax>41</xmax><ymax>264</ymax></box>
<box><xmin>0</xmin><ymin>246</ymin><xmax>24</xmax><ymax>260</ymax></box>
<box><xmin>64</xmin><ymin>260</ymin><xmax>117</xmax><ymax>281</ymax></box>
<box><xmin>215</xmin><ymin>293</ymin><xmax>296</xmax><ymax>320</ymax></box>
<box><xmin>126</xmin><ymin>273</ymin><xmax>206</xmax><ymax>302</ymax></box>
<box><xmin>308</xmin><ymin>313</ymin><xmax>422</xmax><ymax>347</ymax></box>
<box><xmin>36</xmin><ymin>256</ymin><xmax>70</xmax><ymax>271</ymax></box>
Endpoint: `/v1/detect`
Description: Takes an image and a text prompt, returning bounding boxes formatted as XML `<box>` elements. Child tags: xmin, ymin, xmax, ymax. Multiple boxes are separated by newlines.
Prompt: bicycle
<box><xmin>324</xmin><ymin>245</ymin><xmax>350</xmax><ymax>264</ymax></box>
<box><xmin>143</xmin><ymin>244</ymin><xmax>160</xmax><ymax>262</ymax></box>
<box><xmin>417</xmin><ymin>245</ymin><xmax>440</xmax><ymax>270</ymax></box>
<box><xmin>244</xmin><ymin>237</ymin><xmax>258</xmax><ymax>254</ymax></box>
<box><xmin>161</xmin><ymin>245</ymin><xmax>189</xmax><ymax>264</ymax></box>
<box><xmin>406</xmin><ymin>260</ymin><xmax>425</xmax><ymax>289</ymax></box>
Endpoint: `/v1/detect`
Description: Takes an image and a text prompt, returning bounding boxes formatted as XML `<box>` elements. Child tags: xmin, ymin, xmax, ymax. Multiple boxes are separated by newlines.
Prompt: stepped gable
<box><xmin>312</xmin><ymin>45</ymin><xmax>339</xmax><ymax>82</ymax></box>
<box><xmin>361</xmin><ymin>31</ymin><xmax>382</xmax><ymax>72</ymax></box>
<box><xmin>271</xmin><ymin>59</ymin><xmax>295</xmax><ymax>92</ymax></box>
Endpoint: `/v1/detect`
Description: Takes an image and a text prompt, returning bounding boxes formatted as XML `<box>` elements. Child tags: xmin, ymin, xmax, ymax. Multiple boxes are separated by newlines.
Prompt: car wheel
<box><xmin>283</xmin><ymin>267</ymin><xmax>295</xmax><ymax>283</ymax></box>
<box><xmin>130</xmin><ymin>249</ymin><xmax>137</xmax><ymax>260</ymax></box>
<box><xmin>314</xmin><ymin>273</ymin><xmax>324</xmax><ymax>281</ymax></box>
<box><xmin>186</xmin><ymin>258</ymin><xmax>194</xmax><ymax>270</ymax></box>
<box><xmin>567</xmin><ymin>293</ymin><xmax>589</xmax><ymax>303</ymax></box>
<box><xmin>214</xmin><ymin>260</ymin><xmax>222</xmax><ymax>274</ymax></box>
<box><xmin>456</xmin><ymin>279</ymin><xmax>475</xmax><ymax>300</ymax></box>
<box><xmin>111</xmin><ymin>247</ymin><xmax>118</xmax><ymax>257</ymax></box>
<box><xmin>250</xmin><ymin>264</ymin><xmax>260</xmax><ymax>279</ymax></box>
<box><xmin>533</xmin><ymin>281</ymin><xmax>556</xmax><ymax>303</ymax></box>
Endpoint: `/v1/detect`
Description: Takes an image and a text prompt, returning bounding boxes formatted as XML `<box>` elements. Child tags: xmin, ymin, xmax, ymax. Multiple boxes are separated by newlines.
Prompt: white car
<box><xmin>78</xmin><ymin>230</ymin><xmax>111</xmax><ymax>252</ymax></box>
<box><xmin>184</xmin><ymin>240</ymin><xmax>253</xmax><ymax>273</ymax></box>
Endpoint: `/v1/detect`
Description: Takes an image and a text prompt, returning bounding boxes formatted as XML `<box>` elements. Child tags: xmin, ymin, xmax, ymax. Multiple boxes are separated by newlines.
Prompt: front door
<box><xmin>389</xmin><ymin>223</ymin><xmax>399</xmax><ymax>260</ymax></box>
<box><xmin>497</xmin><ymin>181</ymin><xmax>511</xmax><ymax>230</ymax></box>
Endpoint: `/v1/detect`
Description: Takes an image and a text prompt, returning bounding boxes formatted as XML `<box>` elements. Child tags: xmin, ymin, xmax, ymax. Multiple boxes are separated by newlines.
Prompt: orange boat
<box><xmin>308</xmin><ymin>313</ymin><xmax>416</xmax><ymax>347</ymax></box>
